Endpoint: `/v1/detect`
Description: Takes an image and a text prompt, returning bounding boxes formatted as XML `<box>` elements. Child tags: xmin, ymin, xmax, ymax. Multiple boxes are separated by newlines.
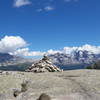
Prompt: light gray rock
<box><xmin>1</xmin><ymin>70</ymin><xmax>100</xmax><ymax>100</ymax></box>
<box><xmin>25</xmin><ymin>56</ymin><xmax>63</xmax><ymax>73</ymax></box>
<box><xmin>37</xmin><ymin>93</ymin><xmax>51</xmax><ymax>100</ymax></box>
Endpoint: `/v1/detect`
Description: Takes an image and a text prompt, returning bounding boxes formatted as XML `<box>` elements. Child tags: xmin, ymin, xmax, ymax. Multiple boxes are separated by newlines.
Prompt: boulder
<box><xmin>25</xmin><ymin>56</ymin><xmax>63</xmax><ymax>73</ymax></box>
<box><xmin>37</xmin><ymin>93</ymin><xmax>51</xmax><ymax>100</ymax></box>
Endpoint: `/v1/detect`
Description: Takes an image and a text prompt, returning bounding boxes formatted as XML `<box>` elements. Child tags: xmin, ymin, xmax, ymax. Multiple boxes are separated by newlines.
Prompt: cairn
<box><xmin>25</xmin><ymin>56</ymin><xmax>63</xmax><ymax>73</ymax></box>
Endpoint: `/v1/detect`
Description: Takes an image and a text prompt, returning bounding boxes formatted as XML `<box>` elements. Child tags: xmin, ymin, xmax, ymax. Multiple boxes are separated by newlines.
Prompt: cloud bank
<box><xmin>0</xmin><ymin>36</ymin><xmax>100</xmax><ymax>57</ymax></box>
<box><xmin>14</xmin><ymin>0</ymin><xmax>31</xmax><ymax>7</ymax></box>
<box><xmin>13</xmin><ymin>48</ymin><xmax>45</xmax><ymax>56</ymax></box>
<box><xmin>63</xmin><ymin>44</ymin><xmax>100</xmax><ymax>54</ymax></box>
<box><xmin>0</xmin><ymin>36</ymin><xmax>45</xmax><ymax>56</ymax></box>
<box><xmin>0</xmin><ymin>36</ymin><xmax>27</xmax><ymax>53</ymax></box>
<box><xmin>47</xmin><ymin>44</ymin><xmax>100</xmax><ymax>55</ymax></box>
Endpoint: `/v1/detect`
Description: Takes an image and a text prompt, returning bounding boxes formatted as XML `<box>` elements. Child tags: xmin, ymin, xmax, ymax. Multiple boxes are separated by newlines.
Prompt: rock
<box><xmin>0</xmin><ymin>70</ymin><xmax>3</xmax><ymax>75</ymax></box>
<box><xmin>25</xmin><ymin>56</ymin><xmax>63</xmax><ymax>73</ymax></box>
<box><xmin>21</xmin><ymin>81</ymin><xmax>29</xmax><ymax>92</ymax></box>
<box><xmin>37</xmin><ymin>93</ymin><xmax>51</xmax><ymax>100</ymax></box>
<box><xmin>13</xmin><ymin>89</ymin><xmax>21</xmax><ymax>97</ymax></box>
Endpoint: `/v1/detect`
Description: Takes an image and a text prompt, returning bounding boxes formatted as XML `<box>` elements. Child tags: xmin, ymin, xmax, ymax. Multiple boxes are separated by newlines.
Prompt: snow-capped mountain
<box><xmin>1</xmin><ymin>44</ymin><xmax>100</xmax><ymax>70</ymax></box>
<box><xmin>49</xmin><ymin>50</ymin><xmax>100</xmax><ymax>67</ymax></box>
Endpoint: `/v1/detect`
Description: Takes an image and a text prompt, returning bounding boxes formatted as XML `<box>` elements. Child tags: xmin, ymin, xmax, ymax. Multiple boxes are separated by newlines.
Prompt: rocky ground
<box><xmin>0</xmin><ymin>70</ymin><xmax>100</xmax><ymax>100</ymax></box>
<box><xmin>25</xmin><ymin>55</ymin><xmax>62</xmax><ymax>72</ymax></box>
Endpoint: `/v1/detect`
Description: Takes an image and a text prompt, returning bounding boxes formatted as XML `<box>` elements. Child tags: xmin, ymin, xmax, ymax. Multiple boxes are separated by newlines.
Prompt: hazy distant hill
<box><xmin>0</xmin><ymin>53</ymin><xmax>35</xmax><ymax>71</ymax></box>
<box><xmin>0</xmin><ymin>53</ymin><xmax>28</xmax><ymax>66</ymax></box>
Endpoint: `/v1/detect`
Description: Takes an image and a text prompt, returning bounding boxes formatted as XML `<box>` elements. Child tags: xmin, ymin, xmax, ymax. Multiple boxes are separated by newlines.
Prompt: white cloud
<box><xmin>0</xmin><ymin>36</ymin><xmax>27</xmax><ymax>53</ymax></box>
<box><xmin>63</xmin><ymin>46</ymin><xmax>77</xmax><ymax>54</ymax></box>
<box><xmin>63</xmin><ymin>44</ymin><xmax>100</xmax><ymax>54</ymax></box>
<box><xmin>0</xmin><ymin>36</ymin><xmax>45</xmax><ymax>57</ymax></box>
<box><xmin>13</xmin><ymin>48</ymin><xmax>45</xmax><ymax>56</ymax></box>
<box><xmin>36</xmin><ymin>6</ymin><xmax>55</xmax><ymax>12</ymax></box>
<box><xmin>1</xmin><ymin>36</ymin><xmax>100</xmax><ymax>57</ymax></box>
<box><xmin>14</xmin><ymin>0</ymin><xmax>31</xmax><ymax>8</ymax></box>
<box><xmin>44</xmin><ymin>6</ymin><xmax>54</xmax><ymax>11</ymax></box>
<box><xmin>47</xmin><ymin>49</ymin><xmax>62</xmax><ymax>55</ymax></box>
<box><xmin>46</xmin><ymin>44</ymin><xmax>100</xmax><ymax>56</ymax></box>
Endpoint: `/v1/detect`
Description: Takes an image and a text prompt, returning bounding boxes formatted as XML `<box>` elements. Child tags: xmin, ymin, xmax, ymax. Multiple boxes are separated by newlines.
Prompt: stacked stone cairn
<box><xmin>25</xmin><ymin>56</ymin><xmax>63</xmax><ymax>73</ymax></box>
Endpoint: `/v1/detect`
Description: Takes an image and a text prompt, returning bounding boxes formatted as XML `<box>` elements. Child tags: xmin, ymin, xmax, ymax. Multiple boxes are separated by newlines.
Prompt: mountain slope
<box><xmin>1</xmin><ymin>49</ymin><xmax>100</xmax><ymax>71</ymax></box>
<box><xmin>49</xmin><ymin>50</ymin><xmax>100</xmax><ymax>69</ymax></box>
<box><xmin>0</xmin><ymin>53</ymin><xmax>27</xmax><ymax>66</ymax></box>
<box><xmin>86</xmin><ymin>60</ymin><xmax>100</xmax><ymax>69</ymax></box>
<box><xmin>0</xmin><ymin>53</ymin><xmax>35</xmax><ymax>71</ymax></box>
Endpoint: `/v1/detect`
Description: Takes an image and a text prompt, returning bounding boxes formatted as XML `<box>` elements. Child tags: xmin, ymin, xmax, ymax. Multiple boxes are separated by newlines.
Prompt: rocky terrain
<box><xmin>0</xmin><ymin>52</ymin><xmax>100</xmax><ymax>100</ymax></box>
<box><xmin>0</xmin><ymin>70</ymin><xmax>100</xmax><ymax>100</ymax></box>
<box><xmin>1</xmin><ymin>49</ymin><xmax>100</xmax><ymax>71</ymax></box>
<box><xmin>26</xmin><ymin>56</ymin><xmax>63</xmax><ymax>72</ymax></box>
<box><xmin>49</xmin><ymin>50</ymin><xmax>100</xmax><ymax>67</ymax></box>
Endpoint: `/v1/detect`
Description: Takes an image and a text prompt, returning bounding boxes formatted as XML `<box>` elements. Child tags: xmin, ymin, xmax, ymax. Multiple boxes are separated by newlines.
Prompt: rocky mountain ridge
<box><xmin>49</xmin><ymin>50</ymin><xmax>100</xmax><ymax>66</ymax></box>
<box><xmin>1</xmin><ymin>49</ymin><xmax>100</xmax><ymax>70</ymax></box>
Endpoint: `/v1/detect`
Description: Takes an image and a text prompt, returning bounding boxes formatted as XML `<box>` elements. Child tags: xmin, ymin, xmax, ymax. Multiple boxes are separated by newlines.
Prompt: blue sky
<box><xmin>0</xmin><ymin>0</ymin><xmax>100</xmax><ymax>56</ymax></box>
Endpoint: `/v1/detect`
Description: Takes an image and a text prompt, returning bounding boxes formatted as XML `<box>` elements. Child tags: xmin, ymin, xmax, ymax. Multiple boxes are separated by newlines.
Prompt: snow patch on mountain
<box><xmin>47</xmin><ymin>44</ymin><xmax>100</xmax><ymax>55</ymax></box>
<box><xmin>48</xmin><ymin>45</ymin><xmax>100</xmax><ymax>66</ymax></box>
<box><xmin>63</xmin><ymin>44</ymin><xmax>100</xmax><ymax>55</ymax></box>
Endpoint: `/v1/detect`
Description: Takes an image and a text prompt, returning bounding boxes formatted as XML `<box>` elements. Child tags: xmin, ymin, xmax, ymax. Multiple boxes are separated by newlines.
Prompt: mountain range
<box><xmin>0</xmin><ymin>48</ymin><xmax>100</xmax><ymax>70</ymax></box>
<box><xmin>0</xmin><ymin>53</ymin><xmax>34</xmax><ymax>71</ymax></box>
<box><xmin>0</xmin><ymin>53</ymin><xmax>28</xmax><ymax>66</ymax></box>
<box><xmin>49</xmin><ymin>50</ymin><xmax>100</xmax><ymax>69</ymax></box>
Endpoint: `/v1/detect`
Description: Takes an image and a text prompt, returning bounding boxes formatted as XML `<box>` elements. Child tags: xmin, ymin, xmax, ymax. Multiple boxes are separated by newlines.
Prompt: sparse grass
<box><xmin>21</xmin><ymin>81</ymin><xmax>29</xmax><ymax>92</ymax></box>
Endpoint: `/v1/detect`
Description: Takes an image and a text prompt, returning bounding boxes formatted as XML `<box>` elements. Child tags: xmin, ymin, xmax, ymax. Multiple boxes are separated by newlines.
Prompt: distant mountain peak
<box><xmin>49</xmin><ymin>49</ymin><xmax>100</xmax><ymax>67</ymax></box>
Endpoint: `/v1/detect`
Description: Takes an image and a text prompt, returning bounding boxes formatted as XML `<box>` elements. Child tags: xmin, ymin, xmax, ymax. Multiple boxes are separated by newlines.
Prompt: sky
<box><xmin>0</xmin><ymin>0</ymin><xmax>100</xmax><ymax>57</ymax></box>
